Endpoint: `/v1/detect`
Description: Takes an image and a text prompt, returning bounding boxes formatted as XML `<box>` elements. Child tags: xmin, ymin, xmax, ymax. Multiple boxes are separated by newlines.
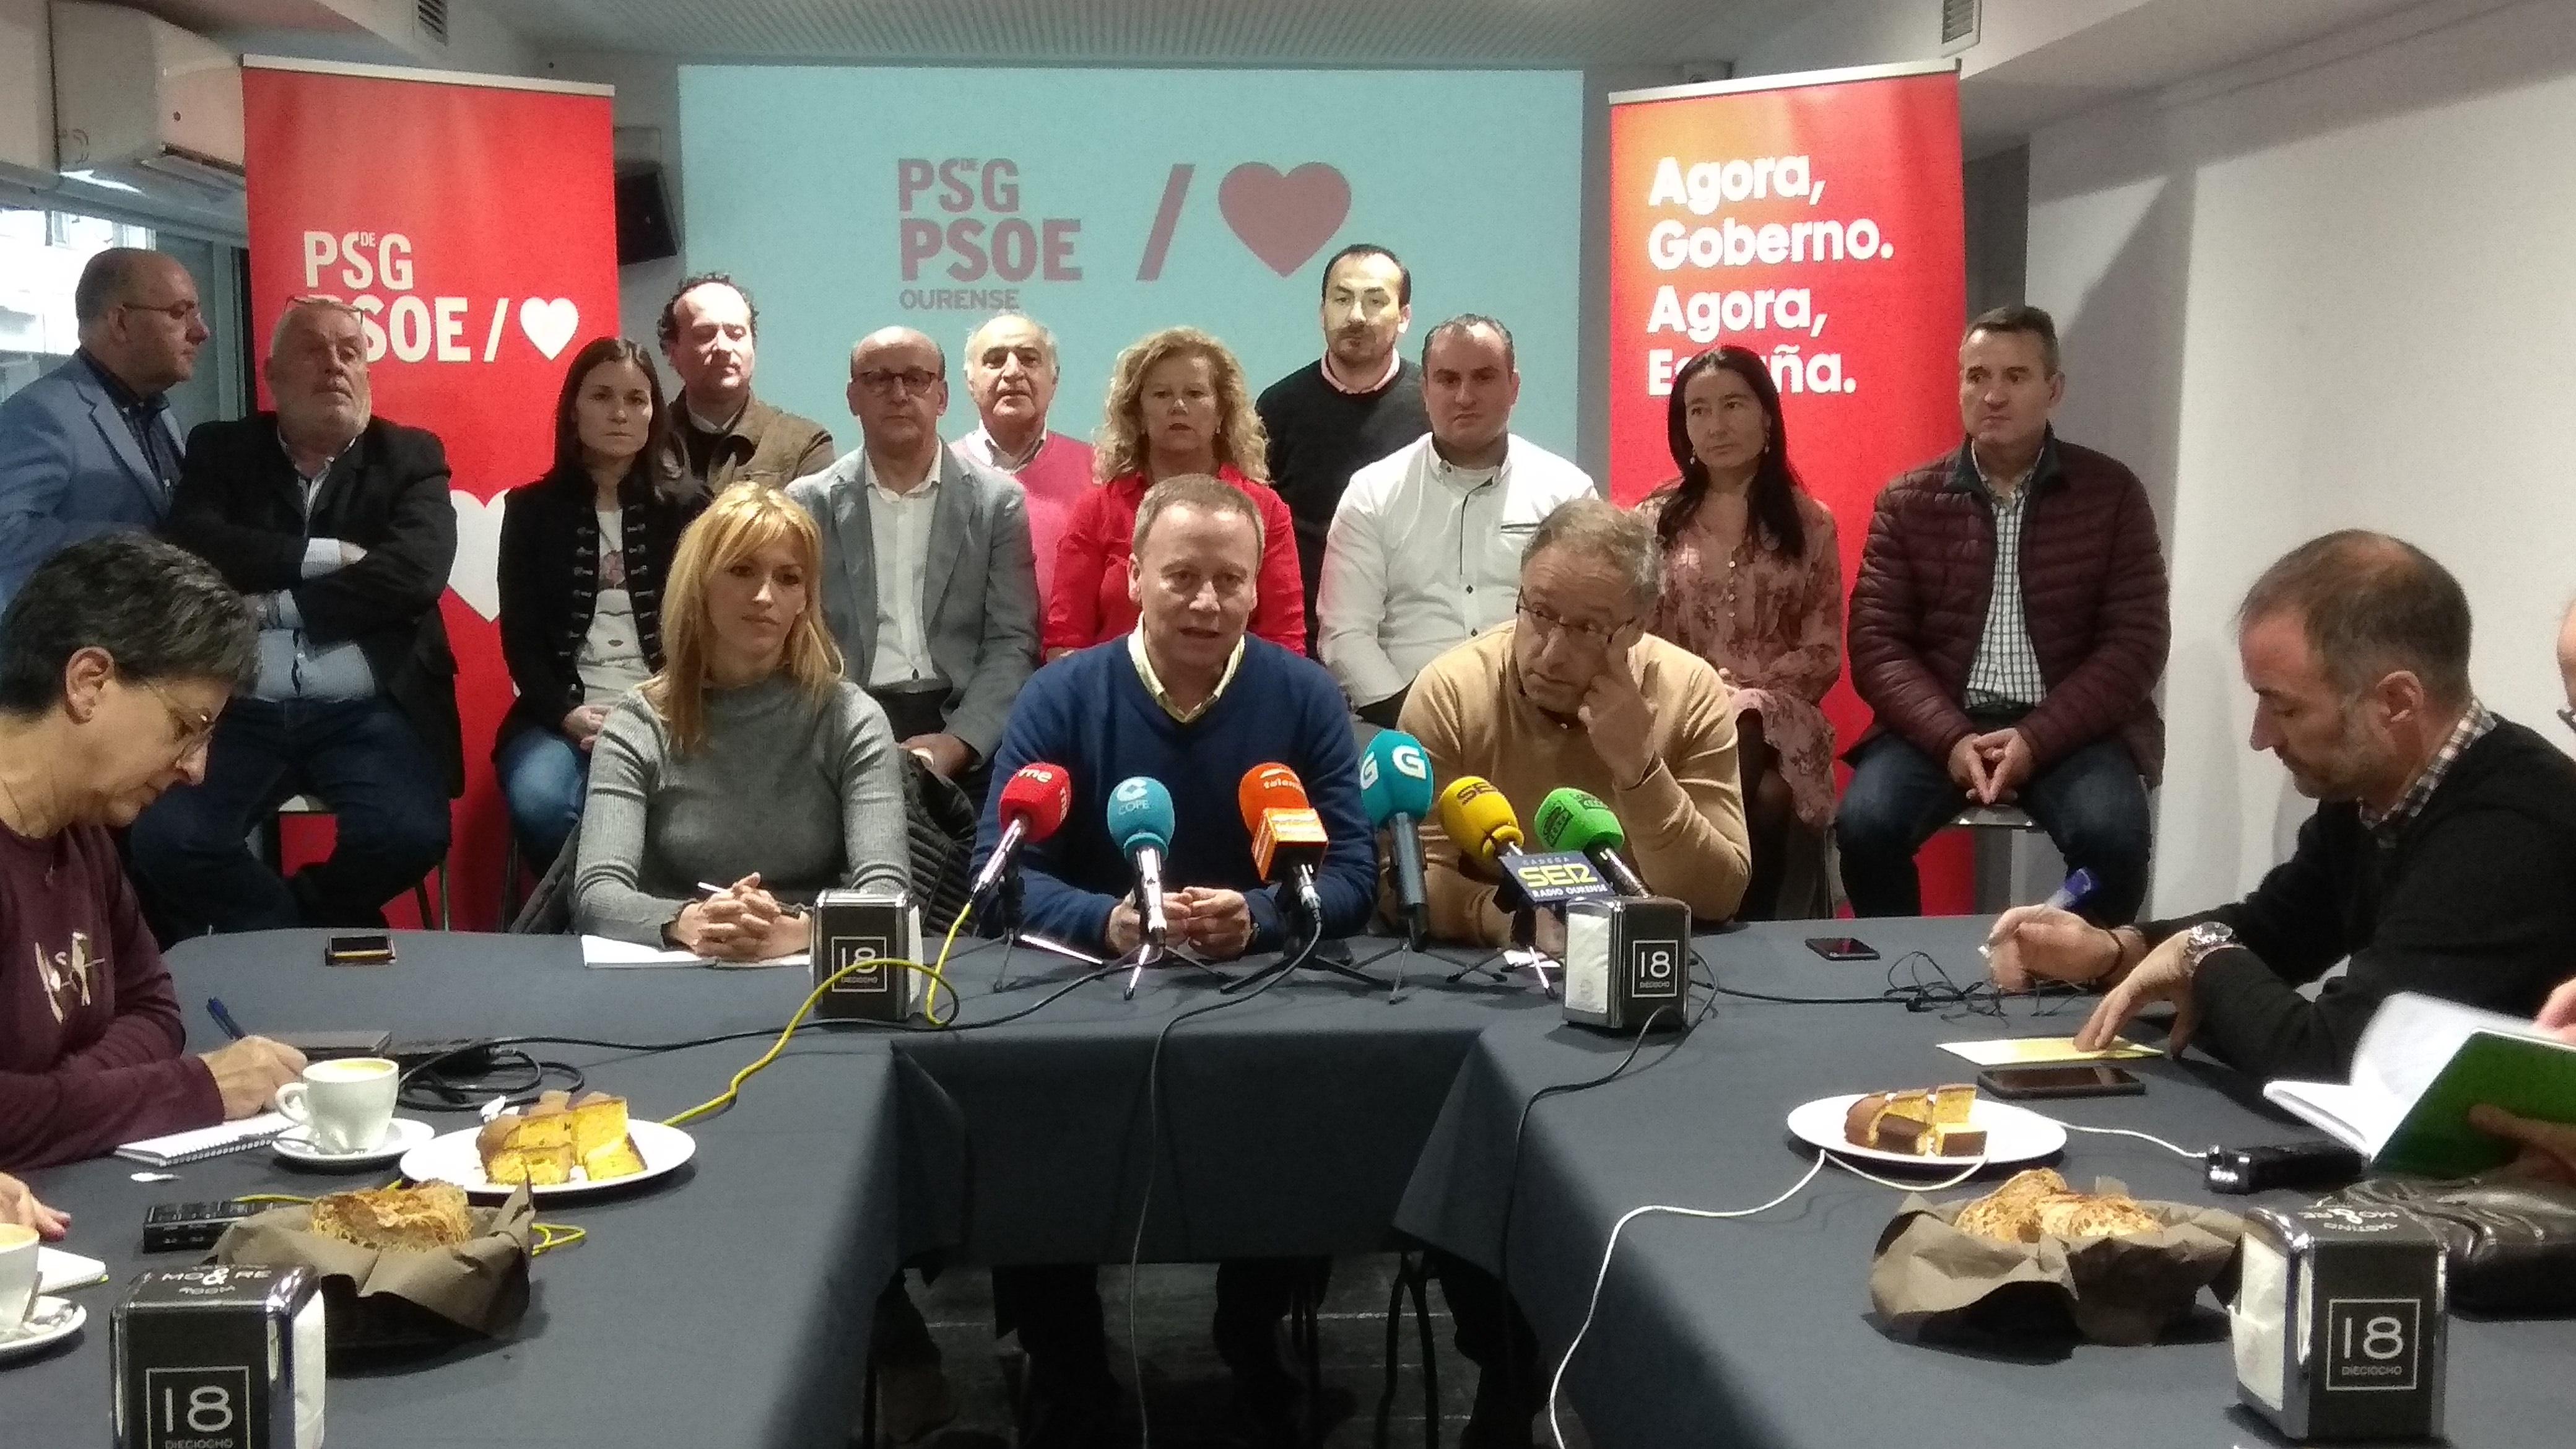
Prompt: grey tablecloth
<box><xmin>11</xmin><ymin>921</ymin><xmax>2575</xmax><ymax>1448</ymax></box>
<box><xmin>1394</xmin><ymin>917</ymin><xmax>2576</xmax><ymax>1448</ymax></box>
<box><xmin>3</xmin><ymin>931</ymin><xmax>912</xmax><ymax>1449</ymax></box>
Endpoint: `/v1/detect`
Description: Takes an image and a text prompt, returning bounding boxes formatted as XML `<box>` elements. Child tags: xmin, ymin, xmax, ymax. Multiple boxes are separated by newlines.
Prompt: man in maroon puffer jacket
<box><xmin>1838</xmin><ymin>305</ymin><xmax>2169</xmax><ymax>924</ymax></box>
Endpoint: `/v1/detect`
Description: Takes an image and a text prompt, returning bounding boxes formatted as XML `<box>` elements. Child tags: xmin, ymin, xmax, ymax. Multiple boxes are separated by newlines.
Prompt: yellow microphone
<box><xmin>1435</xmin><ymin>775</ymin><xmax>1527</xmax><ymax>869</ymax></box>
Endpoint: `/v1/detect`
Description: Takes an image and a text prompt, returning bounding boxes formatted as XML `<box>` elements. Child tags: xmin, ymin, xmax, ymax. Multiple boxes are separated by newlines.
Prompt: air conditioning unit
<box><xmin>49</xmin><ymin>1</ymin><xmax>246</xmax><ymax>234</ymax></box>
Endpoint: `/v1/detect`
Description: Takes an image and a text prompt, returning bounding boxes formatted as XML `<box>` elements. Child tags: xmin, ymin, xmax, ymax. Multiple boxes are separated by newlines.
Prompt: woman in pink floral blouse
<box><xmin>1640</xmin><ymin>347</ymin><xmax>1842</xmax><ymax>919</ymax></box>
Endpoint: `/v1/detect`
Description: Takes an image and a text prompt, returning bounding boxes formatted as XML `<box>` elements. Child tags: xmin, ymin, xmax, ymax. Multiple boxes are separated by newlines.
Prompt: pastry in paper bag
<box><xmin>1869</xmin><ymin>1170</ymin><xmax>2245</xmax><ymax>1344</ymax></box>
<box><xmin>212</xmin><ymin>1181</ymin><xmax>536</xmax><ymax>1357</ymax></box>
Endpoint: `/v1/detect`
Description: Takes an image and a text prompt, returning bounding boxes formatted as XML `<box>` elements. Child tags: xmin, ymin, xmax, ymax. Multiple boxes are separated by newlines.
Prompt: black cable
<box><xmin>1481</xmin><ymin>996</ymin><xmax>1697</xmax><ymax>1433</ymax></box>
<box><xmin>1696</xmin><ymin>946</ymin><xmax>2086</xmax><ymax>1017</ymax></box>
<box><xmin>394</xmin><ymin>964</ymin><xmax>1125</xmax><ymax>1111</ymax></box>
<box><xmin>1125</xmin><ymin>918</ymin><xmax>1325</xmax><ymax>1449</ymax></box>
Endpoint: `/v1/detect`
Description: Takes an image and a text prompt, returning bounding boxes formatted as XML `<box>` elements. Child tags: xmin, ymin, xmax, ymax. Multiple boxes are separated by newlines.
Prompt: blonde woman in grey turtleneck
<box><xmin>573</xmin><ymin>484</ymin><xmax>907</xmax><ymax>956</ymax></box>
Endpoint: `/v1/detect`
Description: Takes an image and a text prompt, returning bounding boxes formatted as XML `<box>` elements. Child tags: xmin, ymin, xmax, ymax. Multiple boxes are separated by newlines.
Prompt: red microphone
<box><xmin>1238</xmin><ymin>762</ymin><xmax>1329</xmax><ymax>925</ymax></box>
<box><xmin>968</xmin><ymin>762</ymin><xmax>1073</xmax><ymax>920</ymax></box>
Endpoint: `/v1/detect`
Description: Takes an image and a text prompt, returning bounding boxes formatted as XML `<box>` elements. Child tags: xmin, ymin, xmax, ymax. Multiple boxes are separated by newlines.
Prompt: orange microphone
<box><xmin>1238</xmin><ymin>762</ymin><xmax>1330</xmax><ymax>925</ymax></box>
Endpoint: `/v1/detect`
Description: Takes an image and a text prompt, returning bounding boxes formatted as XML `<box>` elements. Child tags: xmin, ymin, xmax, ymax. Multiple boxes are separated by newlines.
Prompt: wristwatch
<box><xmin>2178</xmin><ymin>921</ymin><xmax>2238</xmax><ymax>973</ymax></box>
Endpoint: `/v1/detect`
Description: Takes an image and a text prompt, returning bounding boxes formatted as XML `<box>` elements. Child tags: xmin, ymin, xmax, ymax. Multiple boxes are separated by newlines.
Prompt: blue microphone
<box><xmin>1360</xmin><ymin>731</ymin><xmax>1437</xmax><ymax>948</ymax></box>
<box><xmin>1106</xmin><ymin>776</ymin><xmax>1176</xmax><ymax>949</ymax></box>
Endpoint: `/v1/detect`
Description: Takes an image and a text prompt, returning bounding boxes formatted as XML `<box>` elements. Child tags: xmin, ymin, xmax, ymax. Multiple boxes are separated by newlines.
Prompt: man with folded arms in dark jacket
<box><xmin>1988</xmin><ymin>532</ymin><xmax>2576</xmax><ymax>1082</ymax></box>
<box><xmin>1839</xmin><ymin>304</ymin><xmax>2168</xmax><ymax>925</ymax></box>
<box><xmin>130</xmin><ymin>297</ymin><xmax>459</xmax><ymax>936</ymax></box>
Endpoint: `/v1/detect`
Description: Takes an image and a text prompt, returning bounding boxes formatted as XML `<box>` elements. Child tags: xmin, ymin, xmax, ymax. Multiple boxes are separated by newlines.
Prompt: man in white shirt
<box><xmin>788</xmin><ymin>327</ymin><xmax>1038</xmax><ymax>798</ymax></box>
<box><xmin>1316</xmin><ymin>315</ymin><xmax>1596</xmax><ymax>726</ymax></box>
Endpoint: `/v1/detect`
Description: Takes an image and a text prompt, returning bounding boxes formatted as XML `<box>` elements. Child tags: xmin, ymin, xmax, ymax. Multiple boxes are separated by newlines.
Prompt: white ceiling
<box><xmin>495</xmin><ymin>0</ymin><xmax>1811</xmax><ymax>65</ymax></box>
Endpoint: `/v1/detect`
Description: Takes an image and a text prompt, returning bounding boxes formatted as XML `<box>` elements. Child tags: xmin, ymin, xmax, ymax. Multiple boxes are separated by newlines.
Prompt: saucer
<box><xmin>0</xmin><ymin>1298</ymin><xmax>86</xmax><ymax>1360</ymax></box>
<box><xmin>274</xmin><ymin>1115</ymin><xmax>435</xmax><ymax>1167</ymax></box>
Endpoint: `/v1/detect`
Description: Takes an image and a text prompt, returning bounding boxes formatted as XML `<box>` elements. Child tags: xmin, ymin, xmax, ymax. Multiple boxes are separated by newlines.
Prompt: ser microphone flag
<box><xmin>967</xmin><ymin>761</ymin><xmax>1073</xmax><ymax>922</ymax></box>
<box><xmin>1437</xmin><ymin>775</ymin><xmax>1614</xmax><ymax>913</ymax></box>
<box><xmin>1534</xmin><ymin>787</ymin><xmax>1650</xmax><ymax>898</ymax></box>
<box><xmin>1106</xmin><ymin>776</ymin><xmax>1175</xmax><ymax>947</ymax></box>
<box><xmin>1360</xmin><ymin>731</ymin><xmax>1437</xmax><ymax>947</ymax></box>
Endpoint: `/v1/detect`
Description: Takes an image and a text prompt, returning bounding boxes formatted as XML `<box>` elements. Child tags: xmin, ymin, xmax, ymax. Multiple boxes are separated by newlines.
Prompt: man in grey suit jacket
<box><xmin>788</xmin><ymin>326</ymin><xmax>1039</xmax><ymax>801</ymax></box>
<box><xmin>0</xmin><ymin>249</ymin><xmax>209</xmax><ymax>620</ymax></box>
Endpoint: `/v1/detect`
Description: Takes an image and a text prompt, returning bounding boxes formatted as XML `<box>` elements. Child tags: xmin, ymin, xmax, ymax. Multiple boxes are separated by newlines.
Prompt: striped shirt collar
<box><xmin>1128</xmin><ymin>629</ymin><xmax>1245</xmax><ymax>723</ymax></box>
<box><xmin>2360</xmin><ymin>700</ymin><xmax>2497</xmax><ymax>837</ymax></box>
<box><xmin>1320</xmin><ymin>350</ymin><xmax>1401</xmax><ymax>396</ymax></box>
<box><xmin>1951</xmin><ymin>431</ymin><xmax>2061</xmax><ymax>499</ymax></box>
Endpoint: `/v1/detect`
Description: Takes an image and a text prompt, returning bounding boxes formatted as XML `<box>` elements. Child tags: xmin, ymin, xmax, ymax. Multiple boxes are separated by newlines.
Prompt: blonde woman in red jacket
<box><xmin>1042</xmin><ymin>327</ymin><xmax>1307</xmax><ymax>659</ymax></box>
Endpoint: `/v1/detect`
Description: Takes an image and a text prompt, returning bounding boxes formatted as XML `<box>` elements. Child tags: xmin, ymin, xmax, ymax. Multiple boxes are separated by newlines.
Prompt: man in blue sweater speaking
<box><xmin>970</xmin><ymin>473</ymin><xmax>1375</xmax><ymax>1449</ymax></box>
<box><xmin>972</xmin><ymin>472</ymin><xmax>1376</xmax><ymax>957</ymax></box>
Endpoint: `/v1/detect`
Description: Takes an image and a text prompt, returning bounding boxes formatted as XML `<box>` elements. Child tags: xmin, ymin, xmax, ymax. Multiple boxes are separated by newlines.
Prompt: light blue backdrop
<box><xmin>677</xmin><ymin>66</ymin><xmax>1583</xmax><ymax>461</ymax></box>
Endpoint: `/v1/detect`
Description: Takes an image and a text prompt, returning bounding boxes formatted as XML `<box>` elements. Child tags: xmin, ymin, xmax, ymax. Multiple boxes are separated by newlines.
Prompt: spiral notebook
<box><xmin>115</xmin><ymin>1112</ymin><xmax>290</xmax><ymax>1166</ymax></box>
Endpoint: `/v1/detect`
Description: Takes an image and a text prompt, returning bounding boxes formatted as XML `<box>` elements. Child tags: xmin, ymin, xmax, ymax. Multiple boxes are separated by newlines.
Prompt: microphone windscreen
<box><xmin>1237</xmin><ymin>762</ymin><xmax>1311</xmax><ymax>833</ymax></box>
<box><xmin>1434</xmin><ymin>775</ymin><xmax>1523</xmax><ymax>866</ymax></box>
<box><xmin>998</xmin><ymin>762</ymin><xmax>1074</xmax><ymax>840</ymax></box>
<box><xmin>1359</xmin><ymin>731</ymin><xmax>1437</xmax><ymax>825</ymax></box>
<box><xmin>1105</xmin><ymin>776</ymin><xmax>1176</xmax><ymax>855</ymax></box>
<box><xmin>1534</xmin><ymin>787</ymin><xmax>1627</xmax><ymax>855</ymax></box>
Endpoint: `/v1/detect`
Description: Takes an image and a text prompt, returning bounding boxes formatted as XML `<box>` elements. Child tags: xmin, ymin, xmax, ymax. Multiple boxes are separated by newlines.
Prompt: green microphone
<box><xmin>1533</xmin><ymin>787</ymin><xmax>1650</xmax><ymax>897</ymax></box>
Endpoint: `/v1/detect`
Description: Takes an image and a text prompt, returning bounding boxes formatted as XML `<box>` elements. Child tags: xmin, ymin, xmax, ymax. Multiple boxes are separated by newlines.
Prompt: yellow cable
<box><xmin>660</xmin><ymin>928</ymin><xmax>967</xmax><ymax>1128</ymax></box>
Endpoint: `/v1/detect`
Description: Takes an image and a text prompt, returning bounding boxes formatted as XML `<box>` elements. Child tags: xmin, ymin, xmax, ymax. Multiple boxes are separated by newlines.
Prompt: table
<box><xmin>9</xmin><ymin>921</ymin><xmax>2575</xmax><ymax>1448</ymax></box>
<box><xmin>1395</xmin><ymin>918</ymin><xmax>2576</xmax><ymax>1448</ymax></box>
<box><xmin>5</xmin><ymin>931</ymin><xmax>914</xmax><ymax>1449</ymax></box>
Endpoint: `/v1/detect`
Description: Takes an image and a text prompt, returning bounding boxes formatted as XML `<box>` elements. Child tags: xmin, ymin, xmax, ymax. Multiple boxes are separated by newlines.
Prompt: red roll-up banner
<box><xmin>243</xmin><ymin>58</ymin><xmax>619</xmax><ymax>929</ymax></box>
<box><xmin>1606</xmin><ymin>63</ymin><xmax>1970</xmax><ymax>911</ymax></box>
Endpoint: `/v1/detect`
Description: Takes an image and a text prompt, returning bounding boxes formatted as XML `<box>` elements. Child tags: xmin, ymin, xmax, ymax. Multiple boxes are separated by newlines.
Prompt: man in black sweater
<box><xmin>1255</xmin><ymin>243</ymin><xmax>1430</xmax><ymax>632</ymax></box>
<box><xmin>1987</xmin><ymin>531</ymin><xmax>2576</xmax><ymax>1080</ymax></box>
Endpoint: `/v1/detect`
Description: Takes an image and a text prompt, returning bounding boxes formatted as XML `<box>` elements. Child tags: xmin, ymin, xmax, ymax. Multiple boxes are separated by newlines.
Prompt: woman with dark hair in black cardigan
<box><xmin>495</xmin><ymin>337</ymin><xmax>705</xmax><ymax>868</ymax></box>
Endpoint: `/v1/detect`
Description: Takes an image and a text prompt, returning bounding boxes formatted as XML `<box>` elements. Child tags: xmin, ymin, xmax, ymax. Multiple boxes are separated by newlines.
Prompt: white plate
<box><xmin>274</xmin><ymin>1115</ymin><xmax>436</xmax><ymax>1167</ymax></box>
<box><xmin>0</xmin><ymin>1297</ymin><xmax>87</xmax><ymax>1360</ymax></box>
<box><xmin>1786</xmin><ymin>1092</ymin><xmax>2068</xmax><ymax>1169</ymax></box>
<box><xmin>398</xmin><ymin>1118</ymin><xmax>695</xmax><ymax>1199</ymax></box>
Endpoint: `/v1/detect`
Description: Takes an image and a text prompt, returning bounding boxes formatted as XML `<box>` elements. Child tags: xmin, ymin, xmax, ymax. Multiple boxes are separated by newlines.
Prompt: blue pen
<box><xmin>206</xmin><ymin>997</ymin><xmax>248</xmax><ymax>1041</ymax></box>
<box><xmin>1980</xmin><ymin>869</ymin><xmax>2101</xmax><ymax>955</ymax></box>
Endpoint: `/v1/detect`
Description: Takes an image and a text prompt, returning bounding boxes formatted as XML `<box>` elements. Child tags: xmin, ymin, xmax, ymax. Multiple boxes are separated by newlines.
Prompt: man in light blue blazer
<box><xmin>786</xmin><ymin>326</ymin><xmax>1039</xmax><ymax>804</ymax></box>
<box><xmin>0</xmin><ymin>248</ymin><xmax>209</xmax><ymax>620</ymax></box>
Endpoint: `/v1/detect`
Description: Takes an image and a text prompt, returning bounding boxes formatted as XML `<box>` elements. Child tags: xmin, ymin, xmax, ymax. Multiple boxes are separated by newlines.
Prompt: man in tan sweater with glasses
<box><xmin>1401</xmin><ymin>497</ymin><xmax>1752</xmax><ymax>944</ymax></box>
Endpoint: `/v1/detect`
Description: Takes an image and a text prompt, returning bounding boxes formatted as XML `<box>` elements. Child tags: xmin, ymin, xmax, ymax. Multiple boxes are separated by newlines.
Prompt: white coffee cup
<box><xmin>0</xmin><ymin>1221</ymin><xmax>38</xmax><ymax>1334</ymax></box>
<box><xmin>274</xmin><ymin>1056</ymin><xmax>399</xmax><ymax>1154</ymax></box>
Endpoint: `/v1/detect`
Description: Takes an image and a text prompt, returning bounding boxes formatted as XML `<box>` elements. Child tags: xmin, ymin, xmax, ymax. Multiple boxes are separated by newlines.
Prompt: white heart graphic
<box><xmin>518</xmin><ymin>297</ymin><xmax>580</xmax><ymax>360</ymax></box>
<box><xmin>446</xmin><ymin>489</ymin><xmax>505</xmax><ymax>620</ymax></box>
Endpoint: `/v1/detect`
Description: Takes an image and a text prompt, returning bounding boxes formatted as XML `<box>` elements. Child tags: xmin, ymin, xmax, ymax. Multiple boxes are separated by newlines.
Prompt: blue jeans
<box><xmin>1834</xmin><ymin>727</ymin><xmax>2152</xmax><ymax>924</ymax></box>
<box><xmin>496</xmin><ymin>728</ymin><xmax>587</xmax><ymax>869</ymax></box>
<box><xmin>129</xmin><ymin>696</ymin><xmax>451</xmax><ymax>936</ymax></box>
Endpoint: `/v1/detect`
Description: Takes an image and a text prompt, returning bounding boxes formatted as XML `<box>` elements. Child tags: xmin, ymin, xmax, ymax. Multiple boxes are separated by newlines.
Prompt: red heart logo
<box><xmin>1218</xmin><ymin>163</ymin><xmax>1352</xmax><ymax>278</ymax></box>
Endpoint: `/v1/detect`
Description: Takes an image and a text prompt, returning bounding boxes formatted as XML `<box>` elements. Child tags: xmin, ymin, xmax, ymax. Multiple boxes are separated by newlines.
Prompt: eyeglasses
<box><xmin>138</xmin><ymin>678</ymin><xmax>217</xmax><ymax>754</ymax></box>
<box><xmin>1517</xmin><ymin>599</ymin><xmax>1634</xmax><ymax>653</ymax></box>
<box><xmin>855</xmin><ymin>368</ymin><xmax>942</xmax><ymax>395</ymax></box>
<box><xmin>118</xmin><ymin>299</ymin><xmax>202</xmax><ymax>326</ymax></box>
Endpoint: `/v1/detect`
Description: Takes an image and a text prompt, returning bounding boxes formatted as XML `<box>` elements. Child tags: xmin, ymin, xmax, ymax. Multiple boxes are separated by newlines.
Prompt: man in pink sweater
<box><xmin>1</xmin><ymin>534</ymin><xmax>303</xmax><ymax>1171</ymax></box>
<box><xmin>951</xmin><ymin>312</ymin><xmax>1095</xmax><ymax>605</ymax></box>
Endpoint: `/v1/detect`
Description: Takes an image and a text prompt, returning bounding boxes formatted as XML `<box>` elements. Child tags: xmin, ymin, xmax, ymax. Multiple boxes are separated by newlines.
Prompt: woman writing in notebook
<box><xmin>0</xmin><ymin>536</ymin><xmax>305</xmax><ymax>1172</ymax></box>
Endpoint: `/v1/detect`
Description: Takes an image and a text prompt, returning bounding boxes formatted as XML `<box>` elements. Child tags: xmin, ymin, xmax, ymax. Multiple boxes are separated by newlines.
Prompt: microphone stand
<box><xmin>1217</xmin><ymin>874</ymin><xmax>1387</xmax><ymax>994</ymax></box>
<box><xmin>1445</xmin><ymin>903</ymin><xmax>1557</xmax><ymax>998</ymax></box>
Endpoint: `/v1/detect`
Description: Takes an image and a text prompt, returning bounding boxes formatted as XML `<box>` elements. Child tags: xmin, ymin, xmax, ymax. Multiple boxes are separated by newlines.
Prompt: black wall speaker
<box><xmin>614</xmin><ymin>165</ymin><xmax>677</xmax><ymax>266</ymax></box>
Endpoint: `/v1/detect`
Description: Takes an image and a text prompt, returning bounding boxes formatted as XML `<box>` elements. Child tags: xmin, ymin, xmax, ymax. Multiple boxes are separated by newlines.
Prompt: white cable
<box><xmin>2047</xmin><ymin>1119</ymin><xmax>2209</xmax><ymax>1162</ymax></box>
<box><xmin>1541</xmin><ymin>1151</ymin><xmax>1988</xmax><ymax>1449</ymax></box>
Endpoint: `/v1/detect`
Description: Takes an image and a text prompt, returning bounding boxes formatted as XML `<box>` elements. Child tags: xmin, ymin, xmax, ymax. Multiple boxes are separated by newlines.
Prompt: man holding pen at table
<box><xmin>1</xmin><ymin>535</ymin><xmax>304</xmax><ymax>1173</ymax></box>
